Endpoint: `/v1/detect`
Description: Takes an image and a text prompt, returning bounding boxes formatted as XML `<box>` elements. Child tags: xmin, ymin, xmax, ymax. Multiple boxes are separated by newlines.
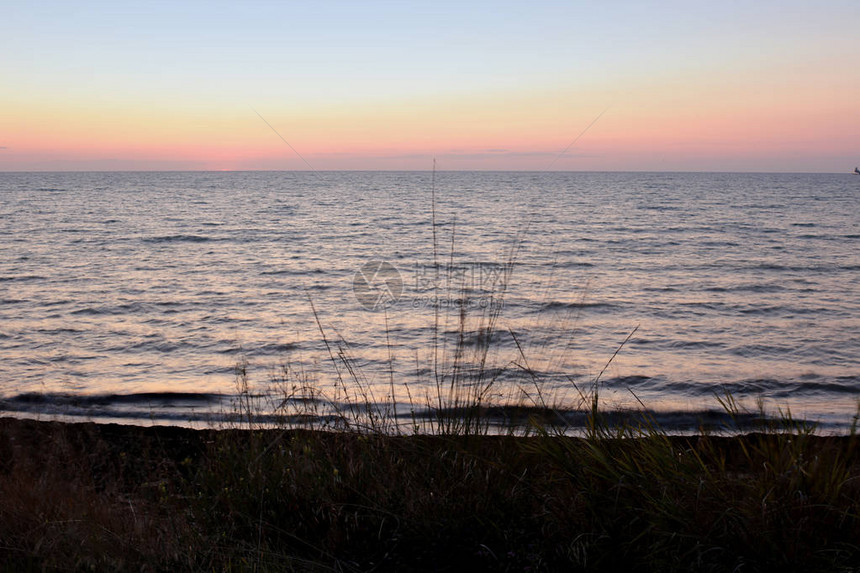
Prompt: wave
<box><xmin>702</xmin><ymin>284</ymin><xmax>785</xmax><ymax>293</ymax></box>
<box><xmin>674</xmin><ymin>302</ymin><xmax>828</xmax><ymax>317</ymax></box>
<box><xmin>541</xmin><ymin>301</ymin><xmax>617</xmax><ymax>311</ymax></box>
<box><xmin>71</xmin><ymin>302</ymin><xmax>150</xmax><ymax>316</ymax></box>
<box><xmin>259</xmin><ymin>269</ymin><xmax>308</xmax><ymax>276</ymax></box>
<box><xmin>2</xmin><ymin>391</ymin><xmax>226</xmax><ymax>407</ymax></box>
<box><xmin>738</xmin><ymin>263</ymin><xmax>859</xmax><ymax>273</ymax></box>
<box><xmin>142</xmin><ymin>234</ymin><xmax>214</xmax><ymax>244</ymax></box>
<box><xmin>0</xmin><ymin>391</ymin><xmax>329</xmax><ymax>426</ymax></box>
<box><xmin>602</xmin><ymin>376</ymin><xmax>860</xmax><ymax>398</ymax></box>
<box><xmin>603</xmin><ymin>375</ymin><xmax>653</xmax><ymax>387</ymax></box>
<box><xmin>406</xmin><ymin>404</ymin><xmax>775</xmax><ymax>432</ymax></box>
<box><xmin>664</xmin><ymin>340</ymin><xmax>727</xmax><ymax>352</ymax></box>
<box><xmin>0</xmin><ymin>275</ymin><xmax>46</xmax><ymax>282</ymax></box>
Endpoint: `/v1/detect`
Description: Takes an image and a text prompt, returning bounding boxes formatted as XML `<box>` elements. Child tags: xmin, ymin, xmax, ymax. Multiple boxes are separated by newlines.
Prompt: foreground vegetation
<box><xmin>2</xmin><ymin>409</ymin><xmax>859</xmax><ymax>572</ymax></box>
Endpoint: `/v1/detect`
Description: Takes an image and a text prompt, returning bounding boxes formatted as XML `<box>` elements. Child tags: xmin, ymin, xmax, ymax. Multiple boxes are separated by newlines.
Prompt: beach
<box><xmin>2</xmin><ymin>416</ymin><xmax>859</xmax><ymax>571</ymax></box>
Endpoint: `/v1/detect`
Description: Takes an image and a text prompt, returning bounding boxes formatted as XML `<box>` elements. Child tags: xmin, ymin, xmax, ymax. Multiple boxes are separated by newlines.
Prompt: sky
<box><xmin>1</xmin><ymin>1</ymin><xmax>858</xmax><ymax>172</ymax></box>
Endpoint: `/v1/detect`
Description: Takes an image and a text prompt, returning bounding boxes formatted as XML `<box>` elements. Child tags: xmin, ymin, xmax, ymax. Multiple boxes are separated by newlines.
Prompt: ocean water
<box><xmin>0</xmin><ymin>171</ymin><xmax>857</xmax><ymax>431</ymax></box>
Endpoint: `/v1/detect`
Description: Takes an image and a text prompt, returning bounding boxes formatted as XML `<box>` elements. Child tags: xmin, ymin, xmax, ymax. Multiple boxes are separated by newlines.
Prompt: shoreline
<box><xmin>3</xmin><ymin>386</ymin><xmax>856</xmax><ymax>435</ymax></box>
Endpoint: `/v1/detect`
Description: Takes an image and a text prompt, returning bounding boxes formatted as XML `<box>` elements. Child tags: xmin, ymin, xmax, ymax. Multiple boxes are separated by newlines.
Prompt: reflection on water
<box><xmin>0</xmin><ymin>171</ymin><xmax>857</xmax><ymax>430</ymax></box>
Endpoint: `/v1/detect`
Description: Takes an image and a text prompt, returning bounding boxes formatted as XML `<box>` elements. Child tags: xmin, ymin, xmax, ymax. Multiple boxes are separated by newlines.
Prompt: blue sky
<box><xmin>2</xmin><ymin>1</ymin><xmax>858</xmax><ymax>170</ymax></box>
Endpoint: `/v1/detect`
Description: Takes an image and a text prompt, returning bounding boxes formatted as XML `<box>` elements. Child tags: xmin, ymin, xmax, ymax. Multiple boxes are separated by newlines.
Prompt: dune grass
<box><xmin>2</xmin><ymin>398</ymin><xmax>860</xmax><ymax>572</ymax></box>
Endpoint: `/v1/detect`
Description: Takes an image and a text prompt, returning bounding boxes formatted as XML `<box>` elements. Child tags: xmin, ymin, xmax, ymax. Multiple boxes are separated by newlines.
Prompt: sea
<box><xmin>0</xmin><ymin>171</ymin><xmax>858</xmax><ymax>432</ymax></box>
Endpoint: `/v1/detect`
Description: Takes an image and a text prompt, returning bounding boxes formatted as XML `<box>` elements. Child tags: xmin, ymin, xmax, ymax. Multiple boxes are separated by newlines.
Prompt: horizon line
<box><xmin>0</xmin><ymin>169</ymin><xmax>855</xmax><ymax>175</ymax></box>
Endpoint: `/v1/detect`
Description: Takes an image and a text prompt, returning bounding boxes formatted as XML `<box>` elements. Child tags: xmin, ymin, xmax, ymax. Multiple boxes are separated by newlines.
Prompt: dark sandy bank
<box><xmin>2</xmin><ymin>417</ymin><xmax>859</xmax><ymax>572</ymax></box>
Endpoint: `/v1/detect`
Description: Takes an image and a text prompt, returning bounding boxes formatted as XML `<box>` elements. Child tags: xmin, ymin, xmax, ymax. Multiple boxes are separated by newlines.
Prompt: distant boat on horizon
<box><xmin>855</xmin><ymin>167</ymin><xmax>860</xmax><ymax>175</ymax></box>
